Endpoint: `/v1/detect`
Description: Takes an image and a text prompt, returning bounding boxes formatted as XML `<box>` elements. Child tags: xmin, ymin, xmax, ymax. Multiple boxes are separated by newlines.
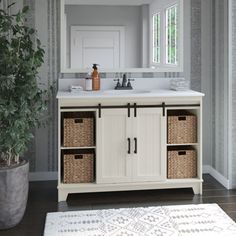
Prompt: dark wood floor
<box><xmin>1</xmin><ymin>174</ymin><xmax>236</xmax><ymax>236</ymax></box>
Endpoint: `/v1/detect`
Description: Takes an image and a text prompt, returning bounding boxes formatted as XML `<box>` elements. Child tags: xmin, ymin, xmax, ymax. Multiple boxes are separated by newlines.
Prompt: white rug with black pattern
<box><xmin>44</xmin><ymin>204</ymin><xmax>236</xmax><ymax>235</ymax></box>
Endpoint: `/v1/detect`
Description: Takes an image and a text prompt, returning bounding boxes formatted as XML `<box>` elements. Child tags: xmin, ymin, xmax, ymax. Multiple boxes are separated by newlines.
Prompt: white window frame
<box><xmin>150</xmin><ymin>0</ymin><xmax>183</xmax><ymax>71</ymax></box>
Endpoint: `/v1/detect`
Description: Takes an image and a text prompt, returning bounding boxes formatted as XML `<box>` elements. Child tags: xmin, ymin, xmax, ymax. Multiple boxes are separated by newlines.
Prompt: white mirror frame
<box><xmin>60</xmin><ymin>0</ymin><xmax>184</xmax><ymax>73</ymax></box>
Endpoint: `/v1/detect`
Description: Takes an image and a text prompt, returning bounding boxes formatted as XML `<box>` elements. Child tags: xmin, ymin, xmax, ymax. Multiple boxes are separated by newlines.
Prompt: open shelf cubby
<box><xmin>166</xmin><ymin>109</ymin><xmax>199</xmax><ymax>180</ymax></box>
<box><xmin>60</xmin><ymin>111</ymin><xmax>97</xmax><ymax>185</ymax></box>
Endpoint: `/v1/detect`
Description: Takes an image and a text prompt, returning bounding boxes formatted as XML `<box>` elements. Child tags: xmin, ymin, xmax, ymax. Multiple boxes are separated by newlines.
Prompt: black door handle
<box><xmin>134</xmin><ymin>103</ymin><xmax>137</xmax><ymax>117</ymax></box>
<box><xmin>134</xmin><ymin>138</ymin><xmax>137</xmax><ymax>154</ymax></box>
<box><xmin>127</xmin><ymin>138</ymin><xmax>131</xmax><ymax>154</ymax></box>
<box><xmin>127</xmin><ymin>103</ymin><xmax>131</xmax><ymax>117</ymax></box>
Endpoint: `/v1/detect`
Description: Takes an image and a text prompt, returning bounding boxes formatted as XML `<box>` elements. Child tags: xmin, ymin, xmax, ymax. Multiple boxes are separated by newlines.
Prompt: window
<box><xmin>153</xmin><ymin>13</ymin><xmax>161</xmax><ymax>64</ymax></box>
<box><xmin>150</xmin><ymin>0</ymin><xmax>182</xmax><ymax>70</ymax></box>
<box><xmin>166</xmin><ymin>4</ymin><xmax>178</xmax><ymax>65</ymax></box>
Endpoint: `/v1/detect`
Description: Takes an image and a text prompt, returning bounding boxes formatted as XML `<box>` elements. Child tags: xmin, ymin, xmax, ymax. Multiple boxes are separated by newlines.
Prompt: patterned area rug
<box><xmin>44</xmin><ymin>204</ymin><xmax>236</xmax><ymax>235</ymax></box>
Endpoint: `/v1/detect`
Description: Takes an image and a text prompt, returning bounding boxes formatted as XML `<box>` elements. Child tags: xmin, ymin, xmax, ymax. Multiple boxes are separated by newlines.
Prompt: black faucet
<box><xmin>114</xmin><ymin>74</ymin><xmax>134</xmax><ymax>90</ymax></box>
<box><xmin>121</xmin><ymin>74</ymin><xmax>127</xmax><ymax>87</ymax></box>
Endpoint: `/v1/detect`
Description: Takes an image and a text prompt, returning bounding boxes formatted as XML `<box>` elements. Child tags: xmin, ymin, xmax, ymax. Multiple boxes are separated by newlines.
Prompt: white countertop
<box><xmin>57</xmin><ymin>89</ymin><xmax>205</xmax><ymax>99</ymax></box>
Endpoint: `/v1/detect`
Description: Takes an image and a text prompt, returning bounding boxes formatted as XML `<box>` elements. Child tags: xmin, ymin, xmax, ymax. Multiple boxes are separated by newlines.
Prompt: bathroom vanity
<box><xmin>58</xmin><ymin>0</ymin><xmax>201</xmax><ymax>202</ymax></box>
<box><xmin>57</xmin><ymin>89</ymin><xmax>204</xmax><ymax>202</ymax></box>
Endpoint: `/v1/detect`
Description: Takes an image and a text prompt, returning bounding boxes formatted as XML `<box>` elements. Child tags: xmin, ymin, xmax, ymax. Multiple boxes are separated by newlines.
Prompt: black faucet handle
<box><xmin>114</xmin><ymin>79</ymin><xmax>121</xmax><ymax>89</ymax></box>
<box><xmin>127</xmin><ymin>79</ymin><xmax>134</xmax><ymax>89</ymax></box>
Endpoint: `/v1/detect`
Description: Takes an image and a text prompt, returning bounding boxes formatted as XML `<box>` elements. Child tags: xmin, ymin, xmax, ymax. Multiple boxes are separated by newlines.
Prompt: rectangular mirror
<box><xmin>60</xmin><ymin>0</ymin><xmax>184</xmax><ymax>73</ymax></box>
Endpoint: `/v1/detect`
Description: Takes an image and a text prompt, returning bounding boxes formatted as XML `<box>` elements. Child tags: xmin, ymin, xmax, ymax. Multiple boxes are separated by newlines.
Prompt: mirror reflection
<box><xmin>63</xmin><ymin>0</ymin><xmax>183</xmax><ymax>71</ymax></box>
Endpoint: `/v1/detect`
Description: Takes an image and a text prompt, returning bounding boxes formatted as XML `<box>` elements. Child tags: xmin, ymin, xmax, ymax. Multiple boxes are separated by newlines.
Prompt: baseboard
<box><xmin>203</xmin><ymin>165</ymin><xmax>230</xmax><ymax>189</ymax></box>
<box><xmin>30</xmin><ymin>168</ymin><xmax>230</xmax><ymax>189</ymax></box>
<box><xmin>29</xmin><ymin>171</ymin><xmax>58</xmax><ymax>181</ymax></box>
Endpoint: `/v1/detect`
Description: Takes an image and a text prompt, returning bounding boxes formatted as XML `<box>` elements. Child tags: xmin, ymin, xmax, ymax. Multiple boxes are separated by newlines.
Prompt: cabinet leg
<box><xmin>58</xmin><ymin>190</ymin><xmax>68</xmax><ymax>202</ymax></box>
<box><xmin>192</xmin><ymin>183</ymin><xmax>202</xmax><ymax>195</ymax></box>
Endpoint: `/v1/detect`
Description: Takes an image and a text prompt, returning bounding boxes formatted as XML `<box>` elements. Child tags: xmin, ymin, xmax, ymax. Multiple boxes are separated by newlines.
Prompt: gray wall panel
<box><xmin>1</xmin><ymin>0</ymin><xmax>230</xmax><ymax>180</ymax></box>
<box><xmin>231</xmin><ymin>0</ymin><xmax>236</xmax><ymax>186</ymax></box>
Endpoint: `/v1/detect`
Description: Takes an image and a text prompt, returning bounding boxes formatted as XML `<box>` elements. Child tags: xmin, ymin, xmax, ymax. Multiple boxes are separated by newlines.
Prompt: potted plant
<box><xmin>0</xmin><ymin>4</ymin><xmax>46</xmax><ymax>229</ymax></box>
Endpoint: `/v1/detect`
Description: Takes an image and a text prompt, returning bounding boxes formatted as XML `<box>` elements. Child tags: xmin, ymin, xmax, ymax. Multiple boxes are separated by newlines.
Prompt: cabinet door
<box><xmin>96</xmin><ymin>109</ymin><xmax>132</xmax><ymax>183</ymax></box>
<box><xmin>132</xmin><ymin>108</ymin><xmax>166</xmax><ymax>182</ymax></box>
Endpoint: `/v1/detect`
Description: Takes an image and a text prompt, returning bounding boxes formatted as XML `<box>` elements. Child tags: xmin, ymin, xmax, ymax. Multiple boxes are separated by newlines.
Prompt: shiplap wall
<box><xmin>22</xmin><ymin>0</ymin><xmax>195</xmax><ymax>173</ymax></box>
<box><xmin>30</xmin><ymin>0</ymin><xmax>198</xmax><ymax>173</ymax></box>
<box><xmin>230</xmin><ymin>0</ymin><xmax>236</xmax><ymax>187</ymax></box>
<box><xmin>201</xmin><ymin>0</ymin><xmax>228</xmax><ymax>180</ymax></box>
<box><xmin>213</xmin><ymin>0</ymin><xmax>228</xmax><ymax>178</ymax></box>
<box><xmin>0</xmin><ymin>0</ymin><xmax>231</xmax><ymax>184</ymax></box>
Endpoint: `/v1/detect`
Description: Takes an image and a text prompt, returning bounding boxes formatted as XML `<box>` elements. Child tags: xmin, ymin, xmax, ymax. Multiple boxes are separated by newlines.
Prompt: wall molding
<box><xmin>29</xmin><ymin>172</ymin><xmax>58</xmax><ymax>181</ymax></box>
<box><xmin>203</xmin><ymin>165</ymin><xmax>230</xmax><ymax>189</ymax></box>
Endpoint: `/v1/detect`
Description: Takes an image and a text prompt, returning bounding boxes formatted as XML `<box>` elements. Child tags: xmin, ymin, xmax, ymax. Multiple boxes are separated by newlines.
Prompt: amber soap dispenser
<box><xmin>92</xmin><ymin>64</ymin><xmax>100</xmax><ymax>91</ymax></box>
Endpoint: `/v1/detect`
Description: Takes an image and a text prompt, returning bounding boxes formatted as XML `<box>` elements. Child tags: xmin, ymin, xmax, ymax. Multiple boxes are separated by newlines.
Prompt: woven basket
<box><xmin>63</xmin><ymin>116</ymin><xmax>94</xmax><ymax>147</ymax></box>
<box><xmin>167</xmin><ymin>148</ymin><xmax>197</xmax><ymax>179</ymax></box>
<box><xmin>63</xmin><ymin>153</ymin><xmax>94</xmax><ymax>183</ymax></box>
<box><xmin>168</xmin><ymin>111</ymin><xmax>197</xmax><ymax>144</ymax></box>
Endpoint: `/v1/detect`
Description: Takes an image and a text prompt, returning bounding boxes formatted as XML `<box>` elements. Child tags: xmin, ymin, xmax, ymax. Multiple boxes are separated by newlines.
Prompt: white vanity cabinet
<box><xmin>97</xmin><ymin>108</ymin><xmax>165</xmax><ymax>184</ymax></box>
<box><xmin>57</xmin><ymin>90</ymin><xmax>204</xmax><ymax>202</ymax></box>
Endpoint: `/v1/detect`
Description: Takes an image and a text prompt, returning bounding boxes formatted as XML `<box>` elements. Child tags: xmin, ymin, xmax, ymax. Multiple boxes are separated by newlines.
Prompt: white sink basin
<box><xmin>102</xmin><ymin>90</ymin><xmax>150</xmax><ymax>95</ymax></box>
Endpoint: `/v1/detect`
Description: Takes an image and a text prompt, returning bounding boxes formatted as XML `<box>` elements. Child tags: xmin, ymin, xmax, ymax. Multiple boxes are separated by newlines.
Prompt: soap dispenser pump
<box><xmin>92</xmin><ymin>64</ymin><xmax>100</xmax><ymax>91</ymax></box>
